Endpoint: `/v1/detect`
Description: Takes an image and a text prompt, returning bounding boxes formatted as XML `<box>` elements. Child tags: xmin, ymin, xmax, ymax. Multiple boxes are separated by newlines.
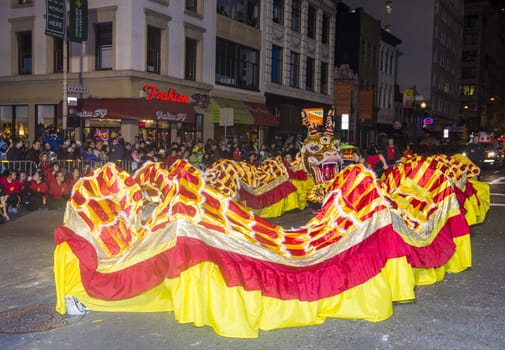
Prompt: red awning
<box><xmin>59</xmin><ymin>98</ymin><xmax>196</xmax><ymax>124</ymax></box>
<box><xmin>244</xmin><ymin>102</ymin><xmax>280</xmax><ymax>127</ymax></box>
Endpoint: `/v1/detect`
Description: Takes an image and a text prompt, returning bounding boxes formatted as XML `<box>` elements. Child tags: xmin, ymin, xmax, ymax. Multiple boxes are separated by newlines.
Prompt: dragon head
<box><xmin>300</xmin><ymin>108</ymin><xmax>343</xmax><ymax>183</ymax></box>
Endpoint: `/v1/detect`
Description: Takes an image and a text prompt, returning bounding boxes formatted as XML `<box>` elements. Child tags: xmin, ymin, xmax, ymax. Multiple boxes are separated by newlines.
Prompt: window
<box><xmin>307</xmin><ymin>5</ymin><xmax>316</xmax><ymax>39</ymax></box>
<box><xmin>463</xmin><ymin>15</ymin><xmax>479</xmax><ymax>29</ymax></box>
<box><xmin>36</xmin><ymin>104</ymin><xmax>57</xmax><ymax>132</ymax></box>
<box><xmin>216</xmin><ymin>0</ymin><xmax>260</xmax><ymax>28</ymax></box>
<box><xmin>95</xmin><ymin>22</ymin><xmax>112</xmax><ymax>70</ymax></box>
<box><xmin>321</xmin><ymin>13</ymin><xmax>329</xmax><ymax>44</ymax></box>
<box><xmin>53</xmin><ymin>37</ymin><xmax>63</xmax><ymax>73</ymax></box>
<box><xmin>372</xmin><ymin>46</ymin><xmax>377</xmax><ymax>68</ymax></box>
<box><xmin>463</xmin><ymin>33</ymin><xmax>478</xmax><ymax>45</ymax></box>
<box><xmin>366</xmin><ymin>43</ymin><xmax>371</xmax><ymax>66</ymax></box>
<box><xmin>289</xmin><ymin>51</ymin><xmax>300</xmax><ymax>88</ymax></box>
<box><xmin>238</xmin><ymin>47</ymin><xmax>259</xmax><ymax>89</ymax></box>
<box><xmin>380</xmin><ymin>49</ymin><xmax>384</xmax><ymax>71</ymax></box>
<box><xmin>185</xmin><ymin>37</ymin><xmax>197</xmax><ymax>80</ymax></box>
<box><xmin>305</xmin><ymin>57</ymin><xmax>315</xmax><ymax>91</ymax></box>
<box><xmin>291</xmin><ymin>0</ymin><xmax>301</xmax><ymax>32</ymax></box>
<box><xmin>461</xmin><ymin>85</ymin><xmax>475</xmax><ymax>96</ymax></box>
<box><xmin>147</xmin><ymin>26</ymin><xmax>161</xmax><ymax>73</ymax></box>
<box><xmin>462</xmin><ymin>50</ymin><xmax>477</xmax><ymax>62</ymax></box>
<box><xmin>216</xmin><ymin>38</ymin><xmax>259</xmax><ymax>90</ymax></box>
<box><xmin>273</xmin><ymin>0</ymin><xmax>284</xmax><ymax>24</ymax></box>
<box><xmin>186</xmin><ymin>0</ymin><xmax>197</xmax><ymax>12</ymax></box>
<box><xmin>271</xmin><ymin>45</ymin><xmax>283</xmax><ymax>84</ymax></box>
<box><xmin>360</xmin><ymin>39</ymin><xmax>366</xmax><ymax>64</ymax></box>
<box><xmin>17</xmin><ymin>31</ymin><xmax>32</xmax><ymax>75</ymax></box>
<box><xmin>385</xmin><ymin>0</ymin><xmax>392</xmax><ymax>14</ymax></box>
<box><xmin>320</xmin><ymin>61</ymin><xmax>328</xmax><ymax>94</ymax></box>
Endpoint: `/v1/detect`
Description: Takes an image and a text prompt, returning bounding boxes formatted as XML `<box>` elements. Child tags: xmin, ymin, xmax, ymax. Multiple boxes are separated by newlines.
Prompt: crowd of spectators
<box><xmin>0</xmin><ymin>130</ymin><xmax>304</xmax><ymax>224</ymax></box>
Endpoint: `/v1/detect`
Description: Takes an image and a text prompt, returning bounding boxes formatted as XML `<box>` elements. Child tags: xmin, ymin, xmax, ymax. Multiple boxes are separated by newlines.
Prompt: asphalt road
<box><xmin>0</xmin><ymin>168</ymin><xmax>504</xmax><ymax>350</ymax></box>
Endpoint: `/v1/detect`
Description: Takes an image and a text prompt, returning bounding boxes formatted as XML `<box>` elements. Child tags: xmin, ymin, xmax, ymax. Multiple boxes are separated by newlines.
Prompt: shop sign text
<box><xmin>156</xmin><ymin>111</ymin><xmax>187</xmax><ymax>122</ymax></box>
<box><xmin>69</xmin><ymin>108</ymin><xmax>107</xmax><ymax>118</ymax></box>
<box><xmin>144</xmin><ymin>84</ymin><xmax>189</xmax><ymax>104</ymax></box>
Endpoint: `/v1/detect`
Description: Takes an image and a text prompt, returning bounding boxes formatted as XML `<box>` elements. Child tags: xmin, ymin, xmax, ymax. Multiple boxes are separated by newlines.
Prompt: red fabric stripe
<box><xmin>238</xmin><ymin>182</ymin><xmax>297</xmax><ymax>210</ymax></box>
<box><xmin>54</xmin><ymin>213</ymin><xmax>469</xmax><ymax>302</ymax></box>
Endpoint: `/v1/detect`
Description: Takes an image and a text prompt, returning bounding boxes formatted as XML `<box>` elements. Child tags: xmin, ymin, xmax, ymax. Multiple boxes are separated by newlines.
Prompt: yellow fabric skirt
<box><xmin>251</xmin><ymin>177</ymin><xmax>314</xmax><ymax>218</ymax></box>
<box><xmin>54</xmin><ymin>234</ymin><xmax>471</xmax><ymax>338</ymax></box>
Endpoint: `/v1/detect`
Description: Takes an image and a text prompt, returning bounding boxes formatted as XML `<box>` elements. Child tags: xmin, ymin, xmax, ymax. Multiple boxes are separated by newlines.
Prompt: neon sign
<box><xmin>143</xmin><ymin>84</ymin><xmax>189</xmax><ymax>104</ymax></box>
<box><xmin>423</xmin><ymin>116</ymin><xmax>434</xmax><ymax>125</ymax></box>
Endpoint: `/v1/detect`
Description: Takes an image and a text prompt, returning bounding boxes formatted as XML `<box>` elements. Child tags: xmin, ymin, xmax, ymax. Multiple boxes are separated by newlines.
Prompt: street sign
<box><xmin>67</xmin><ymin>96</ymin><xmax>78</xmax><ymax>106</ymax></box>
<box><xmin>45</xmin><ymin>0</ymin><xmax>66</xmax><ymax>39</ymax></box>
<box><xmin>69</xmin><ymin>0</ymin><xmax>88</xmax><ymax>42</ymax></box>
<box><xmin>67</xmin><ymin>85</ymin><xmax>88</xmax><ymax>94</ymax></box>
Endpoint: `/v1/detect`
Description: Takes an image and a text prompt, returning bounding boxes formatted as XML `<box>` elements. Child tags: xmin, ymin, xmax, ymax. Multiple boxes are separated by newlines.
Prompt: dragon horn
<box><xmin>324</xmin><ymin>107</ymin><xmax>335</xmax><ymax>136</ymax></box>
<box><xmin>301</xmin><ymin>111</ymin><xmax>318</xmax><ymax>136</ymax></box>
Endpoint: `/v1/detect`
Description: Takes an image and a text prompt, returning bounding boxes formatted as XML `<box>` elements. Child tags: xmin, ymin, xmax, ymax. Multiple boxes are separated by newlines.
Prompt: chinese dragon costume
<box><xmin>54</xmin><ymin>146</ymin><xmax>489</xmax><ymax>337</ymax></box>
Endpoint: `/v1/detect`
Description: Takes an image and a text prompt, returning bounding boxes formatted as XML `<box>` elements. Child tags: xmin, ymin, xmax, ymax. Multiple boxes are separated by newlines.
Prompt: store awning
<box><xmin>244</xmin><ymin>102</ymin><xmax>279</xmax><ymax>127</ymax></box>
<box><xmin>59</xmin><ymin>98</ymin><xmax>196</xmax><ymax>123</ymax></box>
<box><xmin>210</xmin><ymin>98</ymin><xmax>254</xmax><ymax>125</ymax></box>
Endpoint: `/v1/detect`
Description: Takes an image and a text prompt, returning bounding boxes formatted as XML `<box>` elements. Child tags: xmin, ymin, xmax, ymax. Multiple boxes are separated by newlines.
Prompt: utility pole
<box><xmin>62</xmin><ymin>24</ymin><xmax>68</xmax><ymax>135</ymax></box>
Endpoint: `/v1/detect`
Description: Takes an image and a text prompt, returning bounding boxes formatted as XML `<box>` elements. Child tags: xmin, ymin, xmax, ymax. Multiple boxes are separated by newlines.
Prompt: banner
<box><xmin>402</xmin><ymin>88</ymin><xmax>415</xmax><ymax>109</ymax></box>
<box><xmin>69</xmin><ymin>0</ymin><xmax>88</xmax><ymax>42</ymax></box>
<box><xmin>335</xmin><ymin>83</ymin><xmax>352</xmax><ymax>116</ymax></box>
<box><xmin>302</xmin><ymin>108</ymin><xmax>324</xmax><ymax>125</ymax></box>
<box><xmin>358</xmin><ymin>90</ymin><xmax>374</xmax><ymax>121</ymax></box>
<box><xmin>46</xmin><ymin>0</ymin><xmax>66</xmax><ymax>39</ymax></box>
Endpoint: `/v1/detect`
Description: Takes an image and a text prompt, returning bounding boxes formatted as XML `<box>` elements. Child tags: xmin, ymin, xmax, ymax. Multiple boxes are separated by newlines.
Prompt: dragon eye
<box><xmin>320</xmin><ymin>136</ymin><xmax>330</xmax><ymax>144</ymax></box>
<box><xmin>309</xmin><ymin>144</ymin><xmax>320</xmax><ymax>152</ymax></box>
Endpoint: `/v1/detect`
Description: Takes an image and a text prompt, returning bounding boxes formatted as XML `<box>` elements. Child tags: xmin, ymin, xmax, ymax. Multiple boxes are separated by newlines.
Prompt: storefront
<box><xmin>265</xmin><ymin>93</ymin><xmax>333</xmax><ymax>138</ymax></box>
<box><xmin>59</xmin><ymin>93</ymin><xmax>197</xmax><ymax>148</ymax></box>
<box><xmin>0</xmin><ymin>105</ymin><xmax>29</xmax><ymax>139</ymax></box>
<box><xmin>210</xmin><ymin>97</ymin><xmax>279</xmax><ymax>145</ymax></box>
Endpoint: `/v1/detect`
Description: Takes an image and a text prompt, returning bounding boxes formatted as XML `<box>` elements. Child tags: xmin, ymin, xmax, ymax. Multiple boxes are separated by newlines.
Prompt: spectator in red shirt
<box><xmin>23</xmin><ymin>170</ymin><xmax>48</xmax><ymax>211</ymax></box>
<box><xmin>383</xmin><ymin>138</ymin><xmax>401</xmax><ymax>166</ymax></box>
<box><xmin>246</xmin><ymin>153</ymin><xmax>259</xmax><ymax>167</ymax></box>
<box><xmin>47</xmin><ymin>171</ymin><xmax>71</xmax><ymax>210</ymax></box>
<box><xmin>0</xmin><ymin>170</ymin><xmax>22</xmax><ymax>214</ymax></box>
<box><xmin>66</xmin><ymin>167</ymin><xmax>81</xmax><ymax>189</ymax></box>
<box><xmin>44</xmin><ymin>161</ymin><xmax>60</xmax><ymax>185</ymax></box>
<box><xmin>232</xmin><ymin>146</ymin><xmax>242</xmax><ymax>161</ymax></box>
<box><xmin>164</xmin><ymin>148</ymin><xmax>180</xmax><ymax>168</ymax></box>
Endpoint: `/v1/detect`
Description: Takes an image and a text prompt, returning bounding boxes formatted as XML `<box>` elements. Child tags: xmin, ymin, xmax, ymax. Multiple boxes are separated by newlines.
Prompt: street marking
<box><xmin>491</xmin><ymin>203</ymin><xmax>505</xmax><ymax>207</ymax></box>
<box><xmin>491</xmin><ymin>193</ymin><xmax>505</xmax><ymax>196</ymax></box>
<box><xmin>488</xmin><ymin>177</ymin><xmax>505</xmax><ymax>185</ymax></box>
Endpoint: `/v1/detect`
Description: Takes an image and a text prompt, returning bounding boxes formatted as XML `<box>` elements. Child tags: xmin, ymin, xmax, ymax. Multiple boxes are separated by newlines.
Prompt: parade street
<box><xmin>0</xmin><ymin>168</ymin><xmax>504</xmax><ymax>350</ymax></box>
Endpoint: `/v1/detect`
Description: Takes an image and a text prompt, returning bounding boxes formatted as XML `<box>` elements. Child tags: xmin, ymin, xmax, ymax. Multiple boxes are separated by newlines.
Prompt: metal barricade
<box><xmin>35</xmin><ymin>159</ymin><xmax>137</xmax><ymax>175</ymax></box>
<box><xmin>113</xmin><ymin>160</ymin><xmax>136</xmax><ymax>173</ymax></box>
<box><xmin>0</xmin><ymin>160</ymin><xmax>39</xmax><ymax>176</ymax></box>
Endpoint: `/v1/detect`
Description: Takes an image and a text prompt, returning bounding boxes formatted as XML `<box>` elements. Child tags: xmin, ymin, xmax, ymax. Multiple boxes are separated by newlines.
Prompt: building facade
<box><xmin>334</xmin><ymin>4</ymin><xmax>382</xmax><ymax>146</ymax></box>
<box><xmin>0</xmin><ymin>0</ymin><xmax>338</xmax><ymax>148</ymax></box>
<box><xmin>339</xmin><ymin>0</ymin><xmax>465</xmax><ymax>139</ymax></box>
<box><xmin>461</xmin><ymin>0</ymin><xmax>505</xmax><ymax>134</ymax></box>
<box><xmin>262</xmin><ymin>0</ymin><xmax>336</xmax><ymax>137</ymax></box>
<box><xmin>0</xmin><ymin>0</ymin><xmax>219</xmax><ymax>146</ymax></box>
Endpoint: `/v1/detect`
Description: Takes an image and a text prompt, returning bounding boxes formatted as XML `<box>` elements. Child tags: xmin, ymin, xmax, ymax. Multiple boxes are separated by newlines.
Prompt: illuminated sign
<box><xmin>156</xmin><ymin>111</ymin><xmax>187</xmax><ymax>122</ymax></box>
<box><xmin>69</xmin><ymin>108</ymin><xmax>107</xmax><ymax>118</ymax></box>
<box><xmin>143</xmin><ymin>84</ymin><xmax>189</xmax><ymax>104</ymax></box>
<box><xmin>423</xmin><ymin>116</ymin><xmax>434</xmax><ymax>125</ymax></box>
